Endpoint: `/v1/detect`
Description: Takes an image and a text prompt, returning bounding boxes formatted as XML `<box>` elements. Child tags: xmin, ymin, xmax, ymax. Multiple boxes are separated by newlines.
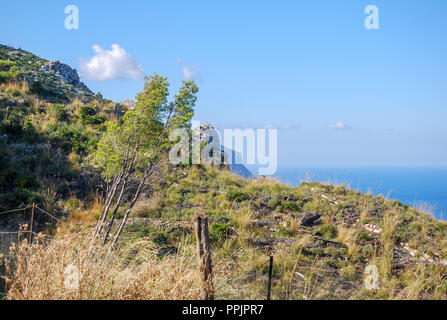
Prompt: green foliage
<box><xmin>94</xmin><ymin>74</ymin><xmax>198</xmax><ymax>181</ymax></box>
<box><xmin>48</xmin><ymin>123</ymin><xmax>87</xmax><ymax>153</ymax></box>
<box><xmin>210</xmin><ymin>222</ymin><xmax>230</xmax><ymax>243</ymax></box>
<box><xmin>0</xmin><ymin>59</ymin><xmax>19</xmax><ymax>83</ymax></box>
<box><xmin>227</xmin><ymin>189</ymin><xmax>249</xmax><ymax>202</ymax></box>
<box><xmin>355</xmin><ymin>230</ymin><xmax>372</xmax><ymax>243</ymax></box>
<box><xmin>80</xmin><ymin>105</ymin><xmax>105</xmax><ymax>125</ymax></box>
<box><xmin>319</xmin><ymin>224</ymin><xmax>338</xmax><ymax>239</ymax></box>
<box><xmin>277</xmin><ymin>200</ymin><xmax>300</xmax><ymax>213</ymax></box>
<box><xmin>49</xmin><ymin>104</ymin><xmax>69</xmax><ymax>122</ymax></box>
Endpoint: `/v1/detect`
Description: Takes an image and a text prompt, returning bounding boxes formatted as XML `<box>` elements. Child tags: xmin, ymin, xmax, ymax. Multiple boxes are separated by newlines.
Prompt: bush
<box><xmin>48</xmin><ymin>123</ymin><xmax>87</xmax><ymax>153</ymax></box>
<box><xmin>0</xmin><ymin>60</ymin><xmax>19</xmax><ymax>83</ymax></box>
<box><xmin>80</xmin><ymin>105</ymin><xmax>105</xmax><ymax>125</ymax></box>
<box><xmin>48</xmin><ymin>104</ymin><xmax>69</xmax><ymax>122</ymax></box>
<box><xmin>277</xmin><ymin>200</ymin><xmax>300</xmax><ymax>213</ymax></box>
<box><xmin>319</xmin><ymin>224</ymin><xmax>338</xmax><ymax>239</ymax></box>
<box><xmin>227</xmin><ymin>190</ymin><xmax>248</xmax><ymax>202</ymax></box>
<box><xmin>355</xmin><ymin>230</ymin><xmax>372</xmax><ymax>243</ymax></box>
<box><xmin>1</xmin><ymin>113</ymin><xmax>22</xmax><ymax>135</ymax></box>
<box><xmin>210</xmin><ymin>222</ymin><xmax>229</xmax><ymax>243</ymax></box>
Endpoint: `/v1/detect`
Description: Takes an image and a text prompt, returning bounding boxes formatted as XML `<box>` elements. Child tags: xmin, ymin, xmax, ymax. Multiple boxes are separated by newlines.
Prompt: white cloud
<box><xmin>79</xmin><ymin>44</ymin><xmax>145</xmax><ymax>81</ymax></box>
<box><xmin>177</xmin><ymin>58</ymin><xmax>198</xmax><ymax>80</ymax></box>
<box><xmin>327</xmin><ymin>122</ymin><xmax>353</xmax><ymax>130</ymax></box>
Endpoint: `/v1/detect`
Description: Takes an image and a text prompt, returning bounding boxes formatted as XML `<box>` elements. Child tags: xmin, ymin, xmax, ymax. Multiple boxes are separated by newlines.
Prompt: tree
<box><xmin>93</xmin><ymin>74</ymin><xmax>198</xmax><ymax>247</ymax></box>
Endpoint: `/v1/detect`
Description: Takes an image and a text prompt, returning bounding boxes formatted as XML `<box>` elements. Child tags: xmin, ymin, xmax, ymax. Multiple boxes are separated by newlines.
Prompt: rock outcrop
<box><xmin>39</xmin><ymin>61</ymin><xmax>92</xmax><ymax>94</ymax></box>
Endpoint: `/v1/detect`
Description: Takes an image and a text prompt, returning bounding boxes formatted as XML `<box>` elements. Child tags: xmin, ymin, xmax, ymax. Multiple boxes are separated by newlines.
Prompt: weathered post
<box><xmin>29</xmin><ymin>203</ymin><xmax>35</xmax><ymax>244</ymax></box>
<box><xmin>194</xmin><ymin>211</ymin><xmax>214</xmax><ymax>300</ymax></box>
<box><xmin>267</xmin><ymin>255</ymin><xmax>273</xmax><ymax>300</ymax></box>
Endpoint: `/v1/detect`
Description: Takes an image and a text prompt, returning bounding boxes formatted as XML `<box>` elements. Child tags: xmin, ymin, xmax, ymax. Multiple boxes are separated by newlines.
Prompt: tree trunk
<box><xmin>110</xmin><ymin>172</ymin><xmax>149</xmax><ymax>249</ymax></box>
<box><xmin>94</xmin><ymin>175</ymin><xmax>121</xmax><ymax>237</ymax></box>
<box><xmin>102</xmin><ymin>179</ymin><xmax>127</xmax><ymax>245</ymax></box>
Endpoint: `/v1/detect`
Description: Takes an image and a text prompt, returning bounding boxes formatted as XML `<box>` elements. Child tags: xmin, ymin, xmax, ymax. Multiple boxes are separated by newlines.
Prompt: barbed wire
<box><xmin>0</xmin><ymin>205</ymin><xmax>61</xmax><ymax>260</ymax></box>
<box><xmin>35</xmin><ymin>206</ymin><xmax>64</xmax><ymax>223</ymax></box>
<box><xmin>0</xmin><ymin>206</ymin><xmax>31</xmax><ymax>216</ymax></box>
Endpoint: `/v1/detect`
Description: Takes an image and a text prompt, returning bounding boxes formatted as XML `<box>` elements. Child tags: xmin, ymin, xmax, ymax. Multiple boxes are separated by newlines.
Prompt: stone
<box><xmin>300</xmin><ymin>212</ymin><xmax>322</xmax><ymax>227</ymax></box>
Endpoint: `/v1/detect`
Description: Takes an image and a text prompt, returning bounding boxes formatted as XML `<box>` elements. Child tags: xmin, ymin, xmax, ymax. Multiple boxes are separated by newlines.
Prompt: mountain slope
<box><xmin>0</xmin><ymin>44</ymin><xmax>94</xmax><ymax>102</ymax></box>
<box><xmin>0</xmin><ymin>44</ymin><xmax>117</xmax><ymax>222</ymax></box>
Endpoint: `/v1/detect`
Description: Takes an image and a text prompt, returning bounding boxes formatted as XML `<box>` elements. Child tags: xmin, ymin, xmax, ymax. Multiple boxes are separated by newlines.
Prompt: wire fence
<box><xmin>0</xmin><ymin>204</ymin><xmax>61</xmax><ymax>257</ymax></box>
<box><xmin>0</xmin><ymin>231</ymin><xmax>40</xmax><ymax>257</ymax></box>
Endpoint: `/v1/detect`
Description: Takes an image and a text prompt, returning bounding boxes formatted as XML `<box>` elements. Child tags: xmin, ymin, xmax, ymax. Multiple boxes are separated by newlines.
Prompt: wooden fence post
<box><xmin>267</xmin><ymin>255</ymin><xmax>273</xmax><ymax>300</ymax></box>
<box><xmin>29</xmin><ymin>203</ymin><xmax>35</xmax><ymax>244</ymax></box>
<box><xmin>194</xmin><ymin>211</ymin><xmax>214</xmax><ymax>300</ymax></box>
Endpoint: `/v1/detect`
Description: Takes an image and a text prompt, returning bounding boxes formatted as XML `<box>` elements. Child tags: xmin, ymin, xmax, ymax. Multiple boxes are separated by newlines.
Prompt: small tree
<box><xmin>93</xmin><ymin>74</ymin><xmax>198</xmax><ymax>247</ymax></box>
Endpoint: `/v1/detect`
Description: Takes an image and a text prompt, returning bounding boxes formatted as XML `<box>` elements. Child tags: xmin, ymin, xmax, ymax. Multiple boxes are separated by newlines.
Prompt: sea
<box><xmin>272</xmin><ymin>167</ymin><xmax>447</xmax><ymax>220</ymax></box>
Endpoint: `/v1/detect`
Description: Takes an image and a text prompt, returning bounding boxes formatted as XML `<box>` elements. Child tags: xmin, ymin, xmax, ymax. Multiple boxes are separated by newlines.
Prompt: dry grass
<box><xmin>0</xmin><ymin>80</ymin><xmax>29</xmax><ymax>96</ymax></box>
<box><xmin>58</xmin><ymin>198</ymin><xmax>104</xmax><ymax>234</ymax></box>
<box><xmin>233</xmin><ymin>206</ymin><xmax>253</xmax><ymax>231</ymax></box>
<box><xmin>3</xmin><ymin>231</ymin><xmax>203</xmax><ymax>300</ymax></box>
<box><xmin>288</xmin><ymin>217</ymin><xmax>300</xmax><ymax>235</ymax></box>
<box><xmin>413</xmin><ymin>201</ymin><xmax>437</xmax><ymax>218</ymax></box>
<box><xmin>336</xmin><ymin>225</ymin><xmax>359</xmax><ymax>257</ymax></box>
<box><xmin>381</xmin><ymin>210</ymin><xmax>400</xmax><ymax>246</ymax></box>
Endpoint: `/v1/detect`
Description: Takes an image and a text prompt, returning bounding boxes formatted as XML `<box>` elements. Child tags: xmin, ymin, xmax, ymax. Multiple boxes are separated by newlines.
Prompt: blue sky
<box><xmin>1</xmin><ymin>0</ymin><xmax>446</xmax><ymax>167</ymax></box>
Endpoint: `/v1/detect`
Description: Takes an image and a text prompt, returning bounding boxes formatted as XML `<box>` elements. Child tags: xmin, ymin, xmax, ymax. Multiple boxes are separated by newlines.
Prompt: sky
<box><xmin>0</xmin><ymin>0</ymin><xmax>446</xmax><ymax>167</ymax></box>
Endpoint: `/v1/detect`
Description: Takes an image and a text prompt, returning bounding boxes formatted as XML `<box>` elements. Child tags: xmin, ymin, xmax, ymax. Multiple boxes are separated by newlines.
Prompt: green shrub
<box><xmin>0</xmin><ymin>60</ymin><xmax>19</xmax><ymax>83</ymax></box>
<box><xmin>319</xmin><ymin>224</ymin><xmax>338</xmax><ymax>239</ymax></box>
<box><xmin>80</xmin><ymin>105</ymin><xmax>105</xmax><ymax>125</ymax></box>
<box><xmin>267</xmin><ymin>197</ymin><xmax>279</xmax><ymax>209</ymax></box>
<box><xmin>48</xmin><ymin>104</ymin><xmax>69</xmax><ymax>122</ymax></box>
<box><xmin>227</xmin><ymin>190</ymin><xmax>248</xmax><ymax>202</ymax></box>
<box><xmin>1</xmin><ymin>113</ymin><xmax>22</xmax><ymax>135</ymax></box>
<box><xmin>355</xmin><ymin>230</ymin><xmax>372</xmax><ymax>243</ymax></box>
<box><xmin>277</xmin><ymin>200</ymin><xmax>300</xmax><ymax>213</ymax></box>
<box><xmin>48</xmin><ymin>123</ymin><xmax>88</xmax><ymax>153</ymax></box>
<box><xmin>210</xmin><ymin>222</ymin><xmax>229</xmax><ymax>243</ymax></box>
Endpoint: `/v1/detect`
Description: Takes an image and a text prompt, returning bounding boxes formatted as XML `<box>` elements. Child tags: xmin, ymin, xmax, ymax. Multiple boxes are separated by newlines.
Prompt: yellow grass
<box><xmin>3</xmin><ymin>232</ymin><xmax>203</xmax><ymax>300</ymax></box>
<box><xmin>0</xmin><ymin>80</ymin><xmax>29</xmax><ymax>95</ymax></box>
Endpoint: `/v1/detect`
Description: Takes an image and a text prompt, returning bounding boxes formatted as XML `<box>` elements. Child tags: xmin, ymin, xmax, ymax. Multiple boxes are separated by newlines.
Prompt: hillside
<box><xmin>3</xmin><ymin>165</ymin><xmax>447</xmax><ymax>300</ymax></box>
<box><xmin>103</xmin><ymin>165</ymin><xmax>447</xmax><ymax>299</ymax></box>
<box><xmin>0</xmin><ymin>45</ymin><xmax>124</xmax><ymax>226</ymax></box>
<box><xmin>0</xmin><ymin>45</ymin><xmax>94</xmax><ymax>102</ymax></box>
<box><xmin>1</xmin><ymin>45</ymin><xmax>447</xmax><ymax>300</ymax></box>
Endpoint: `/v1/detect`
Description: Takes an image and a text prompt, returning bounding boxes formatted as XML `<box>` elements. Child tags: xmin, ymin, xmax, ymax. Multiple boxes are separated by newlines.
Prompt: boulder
<box><xmin>300</xmin><ymin>212</ymin><xmax>322</xmax><ymax>227</ymax></box>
